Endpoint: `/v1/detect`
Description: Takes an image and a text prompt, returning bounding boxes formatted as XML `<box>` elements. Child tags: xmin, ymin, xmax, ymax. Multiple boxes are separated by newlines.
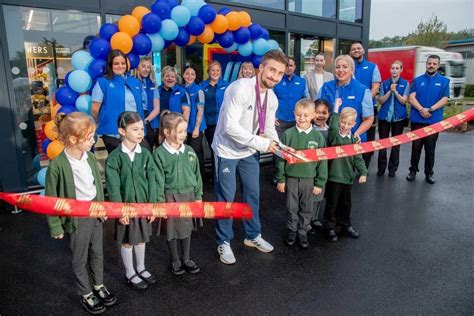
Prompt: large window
<box><xmin>288</xmin><ymin>0</ymin><xmax>336</xmax><ymax>19</ymax></box>
<box><xmin>290</xmin><ymin>34</ymin><xmax>335</xmax><ymax>76</ymax></box>
<box><xmin>223</xmin><ymin>0</ymin><xmax>284</xmax><ymax>10</ymax></box>
<box><xmin>3</xmin><ymin>5</ymin><xmax>100</xmax><ymax>186</ymax></box>
<box><xmin>339</xmin><ymin>0</ymin><xmax>363</xmax><ymax>23</ymax></box>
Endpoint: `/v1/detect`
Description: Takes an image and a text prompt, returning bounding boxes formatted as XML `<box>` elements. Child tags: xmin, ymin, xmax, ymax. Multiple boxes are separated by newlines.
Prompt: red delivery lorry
<box><xmin>368</xmin><ymin>46</ymin><xmax>466</xmax><ymax>99</ymax></box>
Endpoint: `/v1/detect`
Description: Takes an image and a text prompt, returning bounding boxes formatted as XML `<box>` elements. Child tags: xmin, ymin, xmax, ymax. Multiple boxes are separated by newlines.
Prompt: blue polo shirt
<box><xmin>378</xmin><ymin>78</ymin><xmax>410</xmax><ymax>122</ymax></box>
<box><xmin>354</xmin><ymin>58</ymin><xmax>381</xmax><ymax>105</ymax></box>
<box><xmin>159</xmin><ymin>85</ymin><xmax>188</xmax><ymax>114</ymax></box>
<box><xmin>410</xmin><ymin>72</ymin><xmax>450</xmax><ymax>124</ymax></box>
<box><xmin>274</xmin><ymin>74</ymin><xmax>308</xmax><ymax>122</ymax></box>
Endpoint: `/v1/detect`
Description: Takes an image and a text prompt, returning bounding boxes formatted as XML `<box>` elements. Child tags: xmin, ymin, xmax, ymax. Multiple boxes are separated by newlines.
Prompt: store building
<box><xmin>0</xmin><ymin>0</ymin><xmax>371</xmax><ymax>192</ymax></box>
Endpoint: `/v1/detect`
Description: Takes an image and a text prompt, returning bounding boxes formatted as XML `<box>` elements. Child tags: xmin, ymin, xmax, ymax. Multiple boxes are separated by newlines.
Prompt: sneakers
<box><xmin>93</xmin><ymin>285</ymin><xmax>116</xmax><ymax>307</ymax></box>
<box><xmin>217</xmin><ymin>242</ymin><xmax>236</xmax><ymax>265</ymax></box>
<box><xmin>244</xmin><ymin>234</ymin><xmax>274</xmax><ymax>253</ymax></box>
<box><xmin>81</xmin><ymin>293</ymin><xmax>106</xmax><ymax>315</ymax></box>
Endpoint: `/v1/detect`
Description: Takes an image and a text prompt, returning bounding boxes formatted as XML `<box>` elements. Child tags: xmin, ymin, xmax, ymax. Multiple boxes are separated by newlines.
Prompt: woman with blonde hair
<box><xmin>237</xmin><ymin>61</ymin><xmax>255</xmax><ymax>79</ymax></box>
<box><xmin>158</xmin><ymin>66</ymin><xmax>189</xmax><ymax>120</ymax></box>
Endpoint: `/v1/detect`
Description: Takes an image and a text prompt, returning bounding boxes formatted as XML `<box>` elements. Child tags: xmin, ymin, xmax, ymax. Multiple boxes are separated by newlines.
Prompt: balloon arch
<box><xmin>41</xmin><ymin>0</ymin><xmax>280</xmax><ymax>163</ymax></box>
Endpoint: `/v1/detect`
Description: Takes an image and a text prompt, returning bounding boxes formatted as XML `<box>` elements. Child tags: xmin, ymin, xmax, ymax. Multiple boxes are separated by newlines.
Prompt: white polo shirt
<box><xmin>211</xmin><ymin>77</ymin><xmax>280</xmax><ymax>159</ymax></box>
<box><xmin>64</xmin><ymin>149</ymin><xmax>97</xmax><ymax>201</ymax></box>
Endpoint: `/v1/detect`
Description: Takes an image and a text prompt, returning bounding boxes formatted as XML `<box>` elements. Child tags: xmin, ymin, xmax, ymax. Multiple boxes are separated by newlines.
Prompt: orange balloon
<box><xmin>188</xmin><ymin>35</ymin><xmax>196</xmax><ymax>46</ymax></box>
<box><xmin>226</xmin><ymin>11</ymin><xmax>241</xmax><ymax>31</ymax></box>
<box><xmin>239</xmin><ymin>11</ymin><xmax>252</xmax><ymax>27</ymax></box>
<box><xmin>44</xmin><ymin>120</ymin><xmax>58</xmax><ymax>141</ymax></box>
<box><xmin>197</xmin><ymin>25</ymin><xmax>214</xmax><ymax>44</ymax></box>
<box><xmin>118</xmin><ymin>15</ymin><xmax>140</xmax><ymax>37</ymax></box>
<box><xmin>110</xmin><ymin>32</ymin><xmax>133</xmax><ymax>54</ymax></box>
<box><xmin>47</xmin><ymin>140</ymin><xmax>64</xmax><ymax>160</ymax></box>
<box><xmin>210</xmin><ymin>14</ymin><xmax>228</xmax><ymax>34</ymax></box>
<box><xmin>131</xmin><ymin>6</ymin><xmax>150</xmax><ymax>24</ymax></box>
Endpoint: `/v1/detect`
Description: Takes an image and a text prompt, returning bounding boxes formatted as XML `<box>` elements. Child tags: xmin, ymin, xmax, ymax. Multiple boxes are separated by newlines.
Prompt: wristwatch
<box><xmin>428</xmin><ymin>107</ymin><xmax>434</xmax><ymax>113</ymax></box>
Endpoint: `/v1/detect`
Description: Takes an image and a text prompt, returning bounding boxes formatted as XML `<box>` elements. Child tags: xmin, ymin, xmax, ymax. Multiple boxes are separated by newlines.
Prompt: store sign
<box><xmin>24</xmin><ymin>42</ymin><xmax>71</xmax><ymax>58</ymax></box>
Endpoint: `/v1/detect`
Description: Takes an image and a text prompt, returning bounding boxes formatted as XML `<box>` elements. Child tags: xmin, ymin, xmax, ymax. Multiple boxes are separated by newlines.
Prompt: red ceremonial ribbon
<box><xmin>281</xmin><ymin>108</ymin><xmax>474</xmax><ymax>164</ymax></box>
<box><xmin>0</xmin><ymin>193</ymin><xmax>253</xmax><ymax>219</ymax></box>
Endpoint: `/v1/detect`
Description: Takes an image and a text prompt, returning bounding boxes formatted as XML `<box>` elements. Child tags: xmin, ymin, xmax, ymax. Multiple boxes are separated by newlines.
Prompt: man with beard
<box><xmin>406</xmin><ymin>55</ymin><xmax>449</xmax><ymax>184</ymax></box>
<box><xmin>212</xmin><ymin>50</ymin><xmax>288</xmax><ymax>264</ymax></box>
<box><xmin>350</xmin><ymin>42</ymin><xmax>381</xmax><ymax>168</ymax></box>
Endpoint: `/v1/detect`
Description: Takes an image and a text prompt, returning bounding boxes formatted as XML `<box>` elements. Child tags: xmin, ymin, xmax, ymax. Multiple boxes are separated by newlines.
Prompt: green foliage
<box><xmin>464</xmin><ymin>84</ymin><xmax>474</xmax><ymax>98</ymax></box>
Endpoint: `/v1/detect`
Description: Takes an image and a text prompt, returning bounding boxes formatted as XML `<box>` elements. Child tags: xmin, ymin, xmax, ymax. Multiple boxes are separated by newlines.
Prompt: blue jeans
<box><xmin>214</xmin><ymin>153</ymin><xmax>261</xmax><ymax>245</ymax></box>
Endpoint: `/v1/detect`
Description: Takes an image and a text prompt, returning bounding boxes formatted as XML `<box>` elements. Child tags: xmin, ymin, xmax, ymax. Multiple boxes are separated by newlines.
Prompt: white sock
<box><xmin>121</xmin><ymin>246</ymin><xmax>141</xmax><ymax>284</ymax></box>
<box><xmin>83</xmin><ymin>292</ymin><xmax>93</xmax><ymax>298</ymax></box>
<box><xmin>134</xmin><ymin>243</ymin><xmax>151</xmax><ymax>278</ymax></box>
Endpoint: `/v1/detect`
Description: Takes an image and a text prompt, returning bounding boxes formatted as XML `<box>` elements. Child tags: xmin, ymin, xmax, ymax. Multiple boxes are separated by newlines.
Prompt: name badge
<box><xmin>295</xmin><ymin>82</ymin><xmax>300</xmax><ymax>85</ymax></box>
<box><xmin>151</xmin><ymin>87</ymin><xmax>156</xmax><ymax>90</ymax></box>
<box><xmin>435</xmin><ymin>83</ymin><xmax>441</xmax><ymax>86</ymax></box>
<box><xmin>109</xmin><ymin>83</ymin><xmax>115</xmax><ymax>88</ymax></box>
<box><xmin>347</xmin><ymin>96</ymin><xmax>355</xmax><ymax>100</ymax></box>
<box><xmin>399</xmin><ymin>85</ymin><xmax>405</xmax><ymax>88</ymax></box>
<box><xmin>205</xmin><ymin>88</ymin><xmax>209</xmax><ymax>92</ymax></box>
<box><xmin>363</xmin><ymin>66</ymin><xmax>369</xmax><ymax>69</ymax></box>
<box><xmin>190</xmin><ymin>93</ymin><xmax>195</xmax><ymax>96</ymax></box>
<box><xmin>135</xmin><ymin>86</ymin><xmax>140</xmax><ymax>90</ymax></box>
<box><xmin>220</xmin><ymin>86</ymin><xmax>226</xmax><ymax>90</ymax></box>
<box><xmin>174</xmin><ymin>91</ymin><xmax>181</xmax><ymax>95</ymax></box>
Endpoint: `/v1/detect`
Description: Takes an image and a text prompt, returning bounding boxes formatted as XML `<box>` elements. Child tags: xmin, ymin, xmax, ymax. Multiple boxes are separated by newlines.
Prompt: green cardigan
<box><xmin>105</xmin><ymin>147</ymin><xmax>158</xmax><ymax>203</ymax></box>
<box><xmin>153</xmin><ymin>144</ymin><xmax>203</xmax><ymax>201</ymax></box>
<box><xmin>275</xmin><ymin>126</ymin><xmax>328</xmax><ymax>188</ymax></box>
<box><xmin>45</xmin><ymin>151</ymin><xmax>104</xmax><ymax>237</ymax></box>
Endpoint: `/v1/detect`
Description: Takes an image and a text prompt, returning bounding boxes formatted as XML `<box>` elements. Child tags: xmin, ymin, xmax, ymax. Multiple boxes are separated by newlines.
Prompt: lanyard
<box><xmin>255</xmin><ymin>77</ymin><xmax>268</xmax><ymax>135</ymax></box>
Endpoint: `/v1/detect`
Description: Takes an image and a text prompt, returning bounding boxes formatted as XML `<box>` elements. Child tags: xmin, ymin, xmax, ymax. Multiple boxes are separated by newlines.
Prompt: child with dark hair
<box><xmin>105</xmin><ymin>111</ymin><xmax>158</xmax><ymax>291</ymax></box>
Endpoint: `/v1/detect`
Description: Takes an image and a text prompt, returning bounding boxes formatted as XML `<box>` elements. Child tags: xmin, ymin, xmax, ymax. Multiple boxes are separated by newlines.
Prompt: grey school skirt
<box><xmin>164</xmin><ymin>191</ymin><xmax>195</xmax><ymax>241</ymax></box>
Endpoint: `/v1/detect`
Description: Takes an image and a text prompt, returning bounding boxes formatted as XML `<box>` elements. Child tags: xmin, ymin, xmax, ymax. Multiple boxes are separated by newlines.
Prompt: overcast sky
<box><xmin>369</xmin><ymin>0</ymin><xmax>474</xmax><ymax>40</ymax></box>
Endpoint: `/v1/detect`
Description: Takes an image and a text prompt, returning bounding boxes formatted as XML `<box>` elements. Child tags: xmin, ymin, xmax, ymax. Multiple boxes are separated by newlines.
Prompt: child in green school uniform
<box><xmin>105</xmin><ymin>111</ymin><xmax>158</xmax><ymax>290</ymax></box>
<box><xmin>324</xmin><ymin>100</ymin><xmax>368</xmax><ymax>242</ymax></box>
<box><xmin>276</xmin><ymin>99</ymin><xmax>328</xmax><ymax>249</ymax></box>
<box><xmin>154</xmin><ymin>110</ymin><xmax>202</xmax><ymax>275</ymax></box>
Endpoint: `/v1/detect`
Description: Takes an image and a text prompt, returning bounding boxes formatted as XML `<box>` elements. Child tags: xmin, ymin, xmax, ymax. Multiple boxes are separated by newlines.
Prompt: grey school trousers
<box><xmin>286</xmin><ymin>177</ymin><xmax>314</xmax><ymax>237</ymax></box>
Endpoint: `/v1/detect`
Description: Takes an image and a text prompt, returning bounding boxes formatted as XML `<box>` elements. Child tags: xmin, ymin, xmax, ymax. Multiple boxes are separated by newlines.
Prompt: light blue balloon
<box><xmin>39</xmin><ymin>189</ymin><xmax>45</xmax><ymax>196</ymax></box>
<box><xmin>71</xmin><ymin>50</ymin><xmax>93</xmax><ymax>71</ymax></box>
<box><xmin>252</xmin><ymin>38</ymin><xmax>269</xmax><ymax>56</ymax></box>
<box><xmin>68</xmin><ymin>70</ymin><xmax>92</xmax><ymax>93</ymax></box>
<box><xmin>224</xmin><ymin>42</ymin><xmax>238</xmax><ymax>52</ymax></box>
<box><xmin>171</xmin><ymin>5</ymin><xmax>191</xmax><ymax>27</ymax></box>
<box><xmin>75</xmin><ymin>94</ymin><xmax>92</xmax><ymax>114</ymax></box>
<box><xmin>159</xmin><ymin>19</ymin><xmax>179</xmax><ymax>41</ymax></box>
<box><xmin>267</xmin><ymin>39</ymin><xmax>280</xmax><ymax>51</ymax></box>
<box><xmin>182</xmin><ymin>0</ymin><xmax>205</xmax><ymax>16</ymax></box>
<box><xmin>238</xmin><ymin>41</ymin><xmax>253</xmax><ymax>57</ymax></box>
<box><xmin>37</xmin><ymin>167</ymin><xmax>48</xmax><ymax>187</ymax></box>
<box><xmin>147</xmin><ymin>33</ymin><xmax>165</xmax><ymax>52</ymax></box>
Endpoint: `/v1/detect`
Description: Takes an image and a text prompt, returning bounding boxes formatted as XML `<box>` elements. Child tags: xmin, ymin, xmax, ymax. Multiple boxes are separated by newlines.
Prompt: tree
<box><xmin>405</xmin><ymin>15</ymin><xmax>448</xmax><ymax>48</ymax></box>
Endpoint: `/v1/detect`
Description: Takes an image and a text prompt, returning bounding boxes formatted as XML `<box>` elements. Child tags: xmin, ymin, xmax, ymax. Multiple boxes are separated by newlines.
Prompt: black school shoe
<box><xmin>93</xmin><ymin>285</ymin><xmax>117</xmax><ymax>306</ymax></box>
<box><xmin>138</xmin><ymin>270</ymin><xmax>158</xmax><ymax>285</ymax></box>
<box><xmin>170</xmin><ymin>261</ymin><xmax>185</xmax><ymax>276</ymax></box>
<box><xmin>298</xmin><ymin>235</ymin><xmax>309</xmax><ymax>249</ymax></box>
<box><xmin>184</xmin><ymin>260</ymin><xmax>201</xmax><ymax>274</ymax></box>
<box><xmin>327</xmin><ymin>229</ymin><xmax>338</xmax><ymax>242</ymax></box>
<box><xmin>81</xmin><ymin>293</ymin><xmax>106</xmax><ymax>315</ymax></box>
<box><xmin>126</xmin><ymin>274</ymin><xmax>148</xmax><ymax>290</ymax></box>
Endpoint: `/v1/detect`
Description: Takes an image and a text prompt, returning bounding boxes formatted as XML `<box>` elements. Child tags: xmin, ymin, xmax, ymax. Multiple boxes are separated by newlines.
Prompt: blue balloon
<box><xmin>187</xmin><ymin>16</ymin><xmax>205</xmax><ymax>36</ymax></box>
<box><xmin>37</xmin><ymin>167</ymin><xmax>48</xmax><ymax>186</ymax></box>
<box><xmin>267</xmin><ymin>39</ymin><xmax>279</xmax><ymax>51</ymax></box>
<box><xmin>175</xmin><ymin>28</ymin><xmax>190</xmax><ymax>47</ymax></box>
<box><xmin>64</xmin><ymin>71</ymin><xmax>71</xmax><ymax>86</ymax></box>
<box><xmin>75</xmin><ymin>95</ymin><xmax>92</xmax><ymax>114</ymax></box>
<box><xmin>88</xmin><ymin>59</ymin><xmax>106</xmax><ymax>80</ymax></box>
<box><xmin>100</xmin><ymin>23</ymin><xmax>119</xmax><ymax>41</ymax></box>
<box><xmin>71</xmin><ymin>50</ymin><xmax>93</xmax><ymax>71</ymax></box>
<box><xmin>68</xmin><ymin>70</ymin><xmax>92</xmax><ymax>93</ymax></box>
<box><xmin>217</xmin><ymin>31</ymin><xmax>234</xmax><ymax>48</ymax></box>
<box><xmin>41</xmin><ymin>139</ymin><xmax>51</xmax><ymax>153</ymax></box>
<box><xmin>89</xmin><ymin>38</ymin><xmax>110</xmax><ymax>60</ymax></box>
<box><xmin>218</xmin><ymin>8</ymin><xmax>231</xmax><ymax>16</ymax></box>
<box><xmin>165</xmin><ymin>0</ymin><xmax>179</xmax><ymax>10</ymax></box>
<box><xmin>171</xmin><ymin>5</ymin><xmax>191</xmax><ymax>27</ymax></box>
<box><xmin>261</xmin><ymin>28</ymin><xmax>270</xmax><ymax>40</ymax></box>
<box><xmin>198</xmin><ymin>5</ymin><xmax>216</xmax><ymax>24</ymax></box>
<box><xmin>234</xmin><ymin>27</ymin><xmax>250</xmax><ymax>45</ymax></box>
<box><xmin>249</xmin><ymin>24</ymin><xmax>263</xmax><ymax>40</ymax></box>
<box><xmin>223</xmin><ymin>42</ymin><xmax>238</xmax><ymax>52</ymax></box>
<box><xmin>251</xmin><ymin>55</ymin><xmax>262</xmax><ymax>68</ymax></box>
<box><xmin>132</xmin><ymin>33</ymin><xmax>152</xmax><ymax>55</ymax></box>
<box><xmin>238</xmin><ymin>41</ymin><xmax>253</xmax><ymax>57</ymax></box>
<box><xmin>182</xmin><ymin>0</ymin><xmax>205</xmax><ymax>16</ymax></box>
<box><xmin>32</xmin><ymin>154</ymin><xmax>42</xmax><ymax>171</ymax></box>
<box><xmin>151</xmin><ymin>1</ymin><xmax>171</xmax><ymax>20</ymax></box>
<box><xmin>159</xmin><ymin>19</ymin><xmax>179</xmax><ymax>41</ymax></box>
<box><xmin>127</xmin><ymin>53</ymin><xmax>140</xmax><ymax>69</ymax></box>
<box><xmin>252</xmin><ymin>38</ymin><xmax>269</xmax><ymax>55</ymax></box>
<box><xmin>58</xmin><ymin>105</ymin><xmax>77</xmax><ymax>115</ymax></box>
<box><xmin>147</xmin><ymin>33</ymin><xmax>165</xmax><ymax>52</ymax></box>
<box><xmin>56</xmin><ymin>86</ymin><xmax>79</xmax><ymax>106</ymax></box>
<box><xmin>142</xmin><ymin>13</ymin><xmax>162</xmax><ymax>34</ymax></box>
<box><xmin>164</xmin><ymin>40</ymin><xmax>173</xmax><ymax>49</ymax></box>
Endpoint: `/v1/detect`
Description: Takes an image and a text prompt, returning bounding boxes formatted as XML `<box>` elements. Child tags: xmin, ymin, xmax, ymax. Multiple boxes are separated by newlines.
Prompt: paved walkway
<box><xmin>1</xmin><ymin>131</ymin><xmax>473</xmax><ymax>315</ymax></box>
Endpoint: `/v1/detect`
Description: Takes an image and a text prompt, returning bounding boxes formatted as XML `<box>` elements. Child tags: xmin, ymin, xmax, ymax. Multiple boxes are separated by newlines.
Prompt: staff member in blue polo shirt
<box><xmin>406</xmin><ymin>55</ymin><xmax>449</xmax><ymax>184</ymax></box>
<box><xmin>158</xmin><ymin>66</ymin><xmax>189</xmax><ymax>119</ymax></box>
<box><xmin>91</xmin><ymin>49</ymin><xmax>150</xmax><ymax>153</ymax></box>
<box><xmin>377</xmin><ymin>60</ymin><xmax>410</xmax><ymax>177</ymax></box>
<box><xmin>201</xmin><ymin>60</ymin><xmax>229</xmax><ymax>180</ymax></box>
<box><xmin>350</xmin><ymin>42</ymin><xmax>381</xmax><ymax>168</ymax></box>
<box><xmin>318</xmin><ymin>55</ymin><xmax>374</xmax><ymax>142</ymax></box>
<box><xmin>274</xmin><ymin>57</ymin><xmax>308</xmax><ymax>139</ymax></box>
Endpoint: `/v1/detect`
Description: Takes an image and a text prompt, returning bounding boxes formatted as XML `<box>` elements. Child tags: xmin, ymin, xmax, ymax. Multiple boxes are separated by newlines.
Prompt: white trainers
<box><xmin>244</xmin><ymin>234</ymin><xmax>274</xmax><ymax>253</ymax></box>
<box><xmin>217</xmin><ymin>242</ymin><xmax>236</xmax><ymax>265</ymax></box>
